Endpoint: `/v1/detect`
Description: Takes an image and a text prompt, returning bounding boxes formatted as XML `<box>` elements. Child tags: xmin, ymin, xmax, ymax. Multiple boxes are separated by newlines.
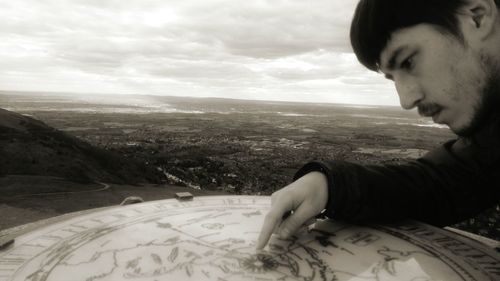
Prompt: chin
<box><xmin>450</xmin><ymin>121</ymin><xmax>481</xmax><ymax>137</ymax></box>
<box><xmin>452</xmin><ymin>128</ymin><xmax>472</xmax><ymax>137</ymax></box>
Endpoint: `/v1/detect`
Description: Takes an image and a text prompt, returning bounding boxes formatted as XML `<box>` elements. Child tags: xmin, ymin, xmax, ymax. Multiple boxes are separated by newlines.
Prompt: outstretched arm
<box><xmin>310</xmin><ymin>138</ymin><xmax>499</xmax><ymax>225</ymax></box>
<box><xmin>256</xmin><ymin>137</ymin><xmax>500</xmax><ymax>249</ymax></box>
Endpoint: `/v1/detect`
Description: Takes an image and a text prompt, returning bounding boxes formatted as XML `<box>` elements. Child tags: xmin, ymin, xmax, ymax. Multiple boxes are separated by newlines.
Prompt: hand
<box><xmin>256</xmin><ymin>171</ymin><xmax>328</xmax><ymax>249</ymax></box>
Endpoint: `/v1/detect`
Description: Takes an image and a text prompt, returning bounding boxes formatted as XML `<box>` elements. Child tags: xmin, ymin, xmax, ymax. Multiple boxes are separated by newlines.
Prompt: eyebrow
<box><xmin>381</xmin><ymin>45</ymin><xmax>408</xmax><ymax>72</ymax></box>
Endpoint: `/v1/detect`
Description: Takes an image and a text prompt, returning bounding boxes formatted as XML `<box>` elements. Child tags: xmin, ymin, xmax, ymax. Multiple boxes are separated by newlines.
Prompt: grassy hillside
<box><xmin>0</xmin><ymin>108</ymin><xmax>162</xmax><ymax>184</ymax></box>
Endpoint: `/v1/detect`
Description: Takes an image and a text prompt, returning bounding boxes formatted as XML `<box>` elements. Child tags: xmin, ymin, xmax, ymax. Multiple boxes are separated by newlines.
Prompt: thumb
<box><xmin>278</xmin><ymin>204</ymin><xmax>312</xmax><ymax>239</ymax></box>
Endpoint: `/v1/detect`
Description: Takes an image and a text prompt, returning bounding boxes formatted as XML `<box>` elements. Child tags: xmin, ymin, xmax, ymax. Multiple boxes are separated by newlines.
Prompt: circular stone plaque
<box><xmin>0</xmin><ymin>196</ymin><xmax>498</xmax><ymax>281</ymax></box>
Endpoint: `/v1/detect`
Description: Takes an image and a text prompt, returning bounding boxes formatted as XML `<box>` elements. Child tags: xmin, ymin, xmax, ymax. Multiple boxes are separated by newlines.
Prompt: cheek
<box><xmin>445</xmin><ymin>53</ymin><xmax>486</xmax><ymax>107</ymax></box>
<box><xmin>419</xmin><ymin>47</ymin><xmax>484</xmax><ymax>107</ymax></box>
<box><xmin>419</xmin><ymin>51</ymin><xmax>462</xmax><ymax>102</ymax></box>
<box><xmin>423</xmin><ymin>71</ymin><xmax>457</xmax><ymax>104</ymax></box>
<box><xmin>448</xmin><ymin>72</ymin><xmax>462</xmax><ymax>102</ymax></box>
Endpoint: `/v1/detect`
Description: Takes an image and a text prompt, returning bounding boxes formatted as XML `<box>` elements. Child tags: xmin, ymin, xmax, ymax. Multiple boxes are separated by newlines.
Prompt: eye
<box><xmin>400</xmin><ymin>55</ymin><xmax>414</xmax><ymax>71</ymax></box>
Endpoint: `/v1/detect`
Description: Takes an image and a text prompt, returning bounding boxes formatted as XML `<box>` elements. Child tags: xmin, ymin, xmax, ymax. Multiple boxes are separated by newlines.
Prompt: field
<box><xmin>0</xmin><ymin>92</ymin><xmax>498</xmax><ymax>240</ymax></box>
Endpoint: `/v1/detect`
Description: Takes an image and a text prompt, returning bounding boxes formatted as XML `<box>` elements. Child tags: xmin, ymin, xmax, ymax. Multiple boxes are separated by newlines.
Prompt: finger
<box><xmin>255</xmin><ymin>210</ymin><xmax>282</xmax><ymax>249</ymax></box>
<box><xmin>275</xmin><ymin>210</ymin><xmax>293</xmax><ymax>232</ymax></box>
<box><xmin>303</xmin><ymin>217</ymin><xmax>316</xmax><ymax>227</ymax></box>
<box><xmin>278</xmin><ymin>204</ymin><xmax>315</xmax><ymax>239</ymax></box>
<box><xmin>256</xmin><ymin>197</ymin><xmax>294</xmax><ymax>249</ymax></box>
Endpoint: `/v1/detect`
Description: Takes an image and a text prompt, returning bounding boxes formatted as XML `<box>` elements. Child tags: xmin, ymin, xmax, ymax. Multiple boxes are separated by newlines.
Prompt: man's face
<box><xmin>379</xmin><ymin>24</ymin><xmax>498</xmax><ymax>136</ymax></box>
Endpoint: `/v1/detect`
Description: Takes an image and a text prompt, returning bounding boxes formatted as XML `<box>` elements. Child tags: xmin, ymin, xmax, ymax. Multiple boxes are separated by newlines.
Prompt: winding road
<box><xmin>9</xmin><ymin>182</ymin><xmax>111</xmax><ymax>199</ymax></box>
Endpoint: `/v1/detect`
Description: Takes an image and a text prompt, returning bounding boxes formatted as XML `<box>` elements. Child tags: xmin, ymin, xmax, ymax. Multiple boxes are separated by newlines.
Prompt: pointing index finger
<box><xmin>256</xmin><ymin>195</ymin><xmax>294</xmax><ymax>249</ymax></box>
<box><xmin>256</xmin><ymin>192</ymin><xmax>295</xmax><ymax>249</ymax></box>
<box><xmin>255</xmin><ymin>210</ymin><xmax>281</xmax><ymax>250</ymax></box>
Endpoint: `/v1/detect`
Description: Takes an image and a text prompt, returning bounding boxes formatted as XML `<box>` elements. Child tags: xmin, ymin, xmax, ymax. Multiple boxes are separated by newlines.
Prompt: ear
<box><xmin>458</xmin><ymin>0</ymin><xmax>498</xmax><ymax>41</ymax></box>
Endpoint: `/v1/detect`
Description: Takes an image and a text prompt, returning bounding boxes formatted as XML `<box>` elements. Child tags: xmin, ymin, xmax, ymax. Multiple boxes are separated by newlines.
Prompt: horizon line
<box><xmin>0</xmin><ymin>89</ymin><xmax>401</xmax><ymax>108</ymax></box>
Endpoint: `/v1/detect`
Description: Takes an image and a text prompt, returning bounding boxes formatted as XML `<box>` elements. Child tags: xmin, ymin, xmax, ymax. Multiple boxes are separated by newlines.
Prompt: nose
<box><xmin>394</xmin><ymin>77</ymin><xmax>423</xmax><ymax>110</ymax></box>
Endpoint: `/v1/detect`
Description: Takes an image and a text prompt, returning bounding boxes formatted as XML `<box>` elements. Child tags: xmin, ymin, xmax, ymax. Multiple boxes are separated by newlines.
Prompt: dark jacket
<box><xmin>294</xmin><ymin>123</ymin><xmax>500</xmax><ymax>227</ymax></box>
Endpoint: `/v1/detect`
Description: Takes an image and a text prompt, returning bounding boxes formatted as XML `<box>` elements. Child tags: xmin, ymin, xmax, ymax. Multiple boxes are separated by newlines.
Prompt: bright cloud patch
<box><xmin>0</xmin><ymin>0</ymin><xmax>397</xmax><ymax>105</ymax></box>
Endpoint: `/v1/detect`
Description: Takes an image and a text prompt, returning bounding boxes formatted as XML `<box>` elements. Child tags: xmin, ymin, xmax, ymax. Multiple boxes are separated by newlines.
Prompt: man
<box><xmin>256</xmin><ymin>0</ymin><xmax>500</xmax><ymax>249</ymax></box>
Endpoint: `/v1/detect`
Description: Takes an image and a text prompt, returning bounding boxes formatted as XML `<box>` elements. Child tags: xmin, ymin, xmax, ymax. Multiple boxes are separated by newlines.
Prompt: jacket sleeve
<box><xmin>293</xmin><ymin>137</ymin><xmax>500</xmax><ymax>226</ymax></box>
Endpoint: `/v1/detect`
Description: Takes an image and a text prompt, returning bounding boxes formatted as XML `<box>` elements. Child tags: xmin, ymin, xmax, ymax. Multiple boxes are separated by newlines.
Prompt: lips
<box><xmin>431</xmin><ymin>109</ymin><xmax>443</xmax><ymax>123</ymax></box>
<box><xmin>418</xmin><ymin>104</ymin><xmax>445</xmax><ymax>123</ymax></box>
<box><xmin>418</xmin><ymin>106</ymin><xmax>441</xmax><ymax>118</ymax></box>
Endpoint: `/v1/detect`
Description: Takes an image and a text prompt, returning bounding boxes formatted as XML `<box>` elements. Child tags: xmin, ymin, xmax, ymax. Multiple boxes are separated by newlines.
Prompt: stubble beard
<box><xmin>454</xmin><ymin>57</ymin><xmax>500</xmax><ymax>138</ymax></box>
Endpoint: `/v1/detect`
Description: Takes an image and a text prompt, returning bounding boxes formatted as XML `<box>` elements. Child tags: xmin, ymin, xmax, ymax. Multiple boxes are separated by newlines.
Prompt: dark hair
<box><xmin>349</xmin><ymin>0</ymin><xmax>500</xmax><ymax>72</ymax></box>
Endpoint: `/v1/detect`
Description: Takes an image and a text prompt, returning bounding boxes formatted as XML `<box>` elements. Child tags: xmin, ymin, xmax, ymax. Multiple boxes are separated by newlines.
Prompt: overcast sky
<box><xmin>0</xmin><ymin>0</ymin><xmax>398</xmax><ymax>106</ymax></box>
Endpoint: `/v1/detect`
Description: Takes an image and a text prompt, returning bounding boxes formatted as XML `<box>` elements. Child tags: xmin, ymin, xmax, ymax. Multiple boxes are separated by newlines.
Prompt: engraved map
<box><xmin>0</xmin><ymin>196</ymin><xmax>498</xmax><ymax>281</ymax></box>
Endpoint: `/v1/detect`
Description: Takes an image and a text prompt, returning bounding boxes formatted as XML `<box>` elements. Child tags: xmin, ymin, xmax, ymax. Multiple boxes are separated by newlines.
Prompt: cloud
<box><xmin>0</xmin><ymin>0</ymin><xmax>398</xmax><ymax>106</ymax></box>
<box><xmin>175</xmin><ymin>0</ymin><xmax>356</xmax><ymax>58</ymax></box>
